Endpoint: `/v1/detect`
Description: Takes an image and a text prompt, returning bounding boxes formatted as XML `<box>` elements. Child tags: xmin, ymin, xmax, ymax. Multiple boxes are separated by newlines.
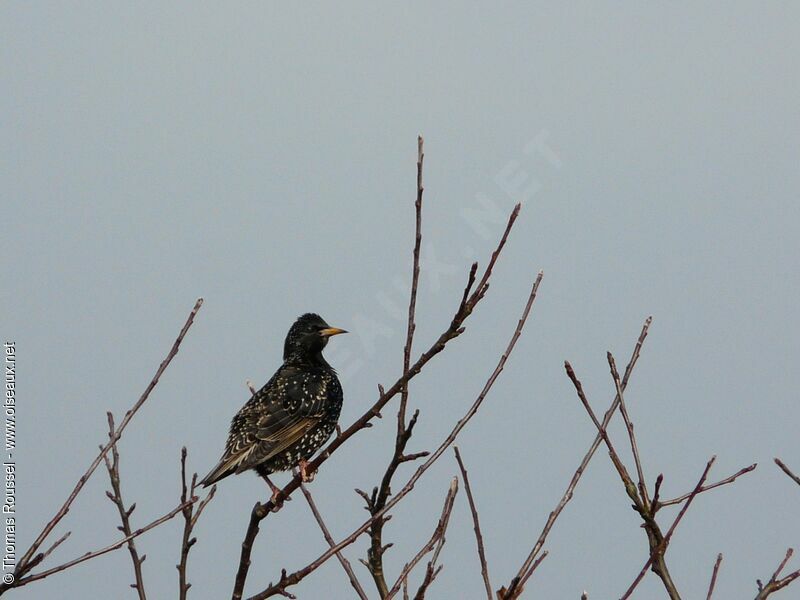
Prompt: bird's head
<box><xmin>283</xmin><ymin>313</ymin><xmax>347</xmax><ymax>362</ymax></box>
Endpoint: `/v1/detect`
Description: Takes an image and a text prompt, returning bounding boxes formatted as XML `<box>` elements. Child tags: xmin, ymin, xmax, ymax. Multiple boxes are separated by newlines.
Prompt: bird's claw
<box><xmin>269</xmin><ymin>490</ymin><xmax>284</xmax><ymax>512</ymax></box>
<box><xmin>299</xmin><ymin>459</ymin><xmax>315</xmax><ymax>483</ymax></box>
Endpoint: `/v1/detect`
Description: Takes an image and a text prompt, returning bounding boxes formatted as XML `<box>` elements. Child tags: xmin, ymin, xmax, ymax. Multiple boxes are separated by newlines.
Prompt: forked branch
<box><xmin>755</xmin><ymin>548</ymin><xmax>800</xmax><ymax>599</ymax></box>
<box><xmin>102</xmin><ymin>412</ymin><xmax>147</xmax><ymax>600</ymax></box>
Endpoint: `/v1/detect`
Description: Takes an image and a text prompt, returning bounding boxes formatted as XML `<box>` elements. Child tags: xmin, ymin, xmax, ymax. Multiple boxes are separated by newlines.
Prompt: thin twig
<box><xmin>12</xmin><ymin>498</ymin><xmax>198</xmax><ymax>589</ymax></box>
<box><xmin>657</xmin><ymin>463</ymin><xmax>757</xmax><ymax>508</ymax></box>
<box><xmin>774</xmin><ymin>458</ymin><xmax>800</xmax><ymax>487</ymax></box>
<box><xmin>706</xmin><ymin>553</ymin><xmax>723</xmax><ymax>600</ymax></box>
<box><xmin>454</xmin><ymin>447</ymin><xmax>493</xmax><ymax>600</ymax></box>
<box><xmin>10</xmin><ymin>298</ymin><xmax>203</xmax><ymax>588</ymax></box>
<box><xmin>178</xmin><ymin>447</ymin><xmax>217</xmax><ymax>600</ymax></box>
<box><xmin>39</xmin><ymin>531</ymin><xmax>71</xmax><ymax>565</ymax></box>
<box><xmin>608</xmin><ymin>352</ymin><xmax>649</xmax><ymax>507</ymax></box>
<box><xmin>232</xmin><ymin>201</ymin><xmax>524</xmax><ymax>600</ymax></box>
<box><xmin>399</xmin><ymin>134</ymin><xmax>424</xmax><ymax>430</ymax></box>
<box><xmin>245</xmin><ymin>271</ymin><xmax>543</xmax><ymax>600</ymax></box>
<box><xmin>102</xmin><ymin>412</ymin><xmax>147</xmax><ymax>600</ymax></box>
<box><xmin>516</xmin><ymin>551</ymin><xmax>549</xmax><ymax>593</ymax></box>
<box><xmin>415</xmin><ymin>481</ymin><xmax>457</xmax><ymax>600</ymax></box>
<box><xmin>502</xmin><ymin>317</ymin><xmax>652</xmax><ymax>598</ymax></box>
<box><xmin>385</xmin><ymin>477</ymin><xmax>458</xmax><ymax>599</ymax></box>
<box><xmin>620</xmin><ymin>456</ymin><xmax>716</xmax><ymax>600</ymax></box>
<box><xmin>298</xmin><ymin>482</ymin><xmax>369</xmax><ymax>600</ymax></box>
<box><xmin>365</xmin><ymin>136</ymin><xmax>425</xmax><ymax>597</ymax></box>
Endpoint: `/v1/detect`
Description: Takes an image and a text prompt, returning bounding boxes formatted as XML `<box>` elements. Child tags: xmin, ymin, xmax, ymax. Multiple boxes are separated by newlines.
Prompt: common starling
<box><xmin>200</xmin><ymin>313</ymin><xmax>347</xmax><ymax>495</ymax></box>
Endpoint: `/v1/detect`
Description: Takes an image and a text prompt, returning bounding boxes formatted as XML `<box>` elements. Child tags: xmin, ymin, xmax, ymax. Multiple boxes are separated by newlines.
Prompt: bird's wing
<box><xmin>250</xmin><ymin>415</ymin><xmax>321</xmax><ymax>462</ymax></box>
<box><xmin>237</xmin><ymin>369</ymin><xmax>329</xmax><ymax>471</ymax></box>
<box><xmin>200</xmin><ymin>368</ymin><xmax>330</xmax><ymax>485</ymax></box>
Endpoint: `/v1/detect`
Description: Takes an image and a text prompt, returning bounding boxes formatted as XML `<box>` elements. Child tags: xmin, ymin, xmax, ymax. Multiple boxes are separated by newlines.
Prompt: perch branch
<box><xmin>245</xmin><ymin>271</ymin><xmax>543</xmax><ymax>600</ymax></box>
<box><xmin>231</xmin><ymin>201</ymin><xmax>524</xmax><ymax>599</ymax></box>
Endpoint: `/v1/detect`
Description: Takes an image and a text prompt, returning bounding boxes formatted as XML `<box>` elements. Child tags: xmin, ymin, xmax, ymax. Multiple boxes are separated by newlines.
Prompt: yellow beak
<box><xmin>319</xmin><ymin>327</ymin><xmax>348</xmax><ymax>337</ymax></box>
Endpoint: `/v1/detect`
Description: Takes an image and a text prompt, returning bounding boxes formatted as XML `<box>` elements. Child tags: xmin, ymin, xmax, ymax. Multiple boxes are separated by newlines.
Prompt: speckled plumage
<box><xmin>200</xmin><ymin>314</ymin><xmax>346</xmax><ymax>487</ymax></box>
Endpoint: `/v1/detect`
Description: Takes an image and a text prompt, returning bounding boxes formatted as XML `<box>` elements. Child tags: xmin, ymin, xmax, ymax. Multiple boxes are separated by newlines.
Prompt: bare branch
<box><xmin>500</xmin><ymin>552</ymin><xmax>549</xmax><ymax>598</ymax></box>
<box><xmin>385</xmin><ymin>477</ymin><xmax>458</xmax><ymax>599</ymax></box>
<box><xmin>502</xmin><ymin>317</ymin><xmax>652</xmax><ymax>598</ymax></box>
<box><xmin>755</xmin><ymin>548</ymin><xmax>800</xmax><ymax>599</ymax></box>
<box><xmin>706</xmin><ymin>553</ymin><xmax>723</xmax><ymax>600</ymax></box>
<box><xmin>12</xmin><ymin>298</ymin><xmax>203</xmax><ymax>585</ymax></box>
<box><xmin>12</xmin><ymin>498</ymin><xmax>198</xmax><ymax>589</ymax></box>
<box><xmin>774</xmin><ymin>458</ymin><xmax>800</xmax><ymax>487</ymax></box>
<box><xmin>102</xmin><ymin>412</ymin><xmax>147</xmax><ymax>599</ymax></box>
<box><xmin>454</xmin><ymin>446</ymin><xmax>493</xmax><ymax>600</ymax></box>
<box><xmin>620</xmin><ymin>456</ymin><xmax>716</xmax><ymax>600</ymax></box>
<box><xmin>298</xmin><ymin>481</ymin><xmax>369</xmax><ymax>600</ymax></box>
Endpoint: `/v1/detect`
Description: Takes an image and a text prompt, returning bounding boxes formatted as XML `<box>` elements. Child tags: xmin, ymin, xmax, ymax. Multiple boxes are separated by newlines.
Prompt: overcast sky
<box><xmin>3</xmin><ymin>3</ymin><xmax>799</xmax><ymax>599</ymax></box>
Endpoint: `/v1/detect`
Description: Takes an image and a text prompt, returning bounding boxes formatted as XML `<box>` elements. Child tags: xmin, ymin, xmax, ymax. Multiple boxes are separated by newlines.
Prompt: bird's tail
<box><xmin>198</xmin><ymin>459</ymin><xmax>233</xmax><ymax>488</ymax></box>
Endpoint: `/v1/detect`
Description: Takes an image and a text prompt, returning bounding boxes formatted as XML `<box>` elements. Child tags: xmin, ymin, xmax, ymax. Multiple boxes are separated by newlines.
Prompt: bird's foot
<box><xmin>269</xmin><ymin>490</ymin><xmax>284</xmax><ymax>512</ymax></box>
<box><xmin>299</xmin><ymin>459</ymin><xmax>316</xmax><ymax>483</ymax></box>
<box><xmin>264</xmin><ymin>476</ymin><xmax>289</xmax><ymax>511</ymax></box>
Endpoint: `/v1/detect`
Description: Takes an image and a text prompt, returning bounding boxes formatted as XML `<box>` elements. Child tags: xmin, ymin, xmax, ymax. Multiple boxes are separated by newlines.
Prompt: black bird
<box><xmin>200</xmin><ymin>313</ymin><xmax>347</xmax><ymax>498</ymax></box>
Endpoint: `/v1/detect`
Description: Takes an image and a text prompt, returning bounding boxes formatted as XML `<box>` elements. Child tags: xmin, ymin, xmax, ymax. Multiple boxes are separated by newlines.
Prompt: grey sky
<box><xmin>3</xmin><ymin>3</ymin><xmax>799</xmax><ymax>598</ymax></box>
